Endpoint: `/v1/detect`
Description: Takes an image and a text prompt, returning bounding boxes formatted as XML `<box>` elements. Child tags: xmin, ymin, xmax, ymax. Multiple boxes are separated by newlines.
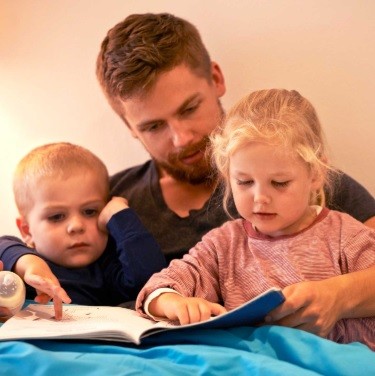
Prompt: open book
<box><xmin>0</xmin><ymin>288</ymin><xmax>284</xmax><ymax>345</ymax></box>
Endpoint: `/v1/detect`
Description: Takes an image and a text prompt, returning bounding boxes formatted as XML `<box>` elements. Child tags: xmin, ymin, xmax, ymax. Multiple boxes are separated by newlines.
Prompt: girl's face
<box><xmin>229</xmin><ymin>142</ymin><xmax>322</xmax><ymax>237</ymax></box>
<box><xmin>18</xmin><ymin>170</ymin><xmax>108</xmax><ymax>268</ymax></box>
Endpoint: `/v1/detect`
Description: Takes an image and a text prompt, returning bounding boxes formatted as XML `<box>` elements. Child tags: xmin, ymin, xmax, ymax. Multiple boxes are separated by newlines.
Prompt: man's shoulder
<box><xmin>110</xmin><ymin>160</ymin><xmax>155</xmax><ymax>183</ymax></box>
<box><xmin>109</xmin><ymin>160</ymin><xmax>156</xmax><ymax>196</ymax></box>
<box><xmin>327</xmin><ymin>171</ymin><xmax>375</xmax><ymax>222</ymax></box>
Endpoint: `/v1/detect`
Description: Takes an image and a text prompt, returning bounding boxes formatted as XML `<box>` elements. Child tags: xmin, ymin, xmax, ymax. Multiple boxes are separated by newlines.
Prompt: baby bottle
<box><xmin>0</xmin><ymin>271</ymin><xmax>26</xmax><ymax>315</ymax></box>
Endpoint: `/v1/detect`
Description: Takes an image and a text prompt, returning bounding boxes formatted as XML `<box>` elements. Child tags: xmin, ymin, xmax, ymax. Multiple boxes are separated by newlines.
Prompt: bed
<box><xmin>1</xmin><ymin>322</ymin><xmax>374</xmax><ymax>375</ymax></box>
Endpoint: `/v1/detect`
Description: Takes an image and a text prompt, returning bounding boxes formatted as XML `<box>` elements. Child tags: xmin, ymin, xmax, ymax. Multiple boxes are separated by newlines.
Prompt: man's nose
<box><xmin>169</xmin><ymin>122</ymin><xmax>195</xmax><ymax>148</ymax></box>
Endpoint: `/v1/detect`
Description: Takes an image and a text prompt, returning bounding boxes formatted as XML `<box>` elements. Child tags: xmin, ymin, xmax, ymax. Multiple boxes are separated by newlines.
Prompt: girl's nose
<box><xmin>254</xmin><ymin>186</ymin><xmax>271</xmax><ymax>204</ymax></box>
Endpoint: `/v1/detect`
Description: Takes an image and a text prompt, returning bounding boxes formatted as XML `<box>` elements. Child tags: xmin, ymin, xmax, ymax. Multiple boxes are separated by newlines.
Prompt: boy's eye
<box><xmin>47</xmin><ymin>214</ymin><xmax>65</xmax><ymax>222</ymax></box>
<box><xmin>83</xmin><ymin>208</ymin><xmax>99</xmax><ymax>217</ymax></box>
<box><xmin>272</xmin><ymin>180</ymin><xmax>290</xmax><ymax>188</ymax></box>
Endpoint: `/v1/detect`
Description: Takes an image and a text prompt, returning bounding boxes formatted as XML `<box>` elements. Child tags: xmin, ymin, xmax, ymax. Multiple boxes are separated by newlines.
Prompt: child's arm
<box><xmin>148</xmin><ymin>292</ymin><xmax>226</xmax><ymax>325</ymax></box>
<box><xmin>0</xmin><ymin>236</ymin><xmax>71</xmax><ymax>319</ymax></box>
<box><xmin>97</xmin><ymin>196</ymin><xmax>130</xmax><ymax>228</ymax></box>
<box><xmin>98</xmin><ymin>196</ymin><xmax>166</xmax><ymax>300</ymax></box>
<box><xmin>13</xmin><ymin>254</ymin><xmax>71</xmax><ymax>320</ymax></box>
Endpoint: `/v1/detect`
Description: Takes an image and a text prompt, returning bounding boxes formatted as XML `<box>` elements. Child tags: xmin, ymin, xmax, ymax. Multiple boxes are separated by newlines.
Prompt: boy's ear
<box><xmin>16</xmin><ymin>217</ymin><xmax>34</xmax><ymax>248</ymax></box>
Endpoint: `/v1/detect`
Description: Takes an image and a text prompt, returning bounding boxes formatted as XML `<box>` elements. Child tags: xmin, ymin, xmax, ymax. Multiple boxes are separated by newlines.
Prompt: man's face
<box><xmin>118</xmin><ymin>63</ymin><xmax>226</xmax><ymax>184</ymax></box>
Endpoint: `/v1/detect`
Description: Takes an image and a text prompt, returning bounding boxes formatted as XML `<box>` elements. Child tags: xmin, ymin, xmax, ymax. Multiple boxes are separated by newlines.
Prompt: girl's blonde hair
<box><xmin>13</xmin><ymin>142</ymin><xmax>109</xmax><ymax>217</ymax></box>
<box><xmin>210</xmin><ymin>89</ymin><xmax>338</xmax><ymax>215</ymax></box>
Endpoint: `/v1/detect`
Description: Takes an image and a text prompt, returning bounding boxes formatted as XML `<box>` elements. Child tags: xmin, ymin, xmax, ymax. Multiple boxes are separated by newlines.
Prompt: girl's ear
<box><xmin>16</xmin><ymin>217</ymin><xmax>34</xmax><ymax>248</ymax></box>
<box><xmin>311</xmin><ymin>166</ymin><xmax>325</xmax><ymax>191</ymax></box>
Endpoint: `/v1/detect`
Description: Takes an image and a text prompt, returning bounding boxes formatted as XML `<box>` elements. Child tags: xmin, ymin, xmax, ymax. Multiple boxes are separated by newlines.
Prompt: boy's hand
<box><xmin>14</xmin><ymin>254</ymin><xmax>71</xmax><ymax>320</ymax></box>
<box><xmin>24</xmin><ymin>273</ymin><xmax>71</xmax><ymax>320</ymax></box>
<box><xmin>98</xmin><ymin>196</ymin><xmax>129</xmax><ymax>231</ymax></box>
<box><xmin>149</xmin><ymin>293</ymin><xmax>227</xmax><ymax>325</ymax></box>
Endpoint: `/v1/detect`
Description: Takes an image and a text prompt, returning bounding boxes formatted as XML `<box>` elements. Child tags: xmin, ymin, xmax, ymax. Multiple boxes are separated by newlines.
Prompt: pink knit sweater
<box><xmin>136</xmin><ymin>208</ymin><xmax>375</xmax><ymax>349</ymax></box>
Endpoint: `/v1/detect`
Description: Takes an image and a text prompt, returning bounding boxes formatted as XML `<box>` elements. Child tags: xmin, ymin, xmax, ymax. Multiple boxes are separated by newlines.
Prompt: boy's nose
<box><xmin>67</xmin><ymin>217</ymin><xmax>85</xmax><ymax>234</ymax></box>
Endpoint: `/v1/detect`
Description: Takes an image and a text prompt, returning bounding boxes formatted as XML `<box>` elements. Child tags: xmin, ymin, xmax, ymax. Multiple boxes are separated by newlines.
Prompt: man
<box><xmin>96</xmin><ymin>13</ymin><xmax>375</xmax><ymax>264</ymax></box>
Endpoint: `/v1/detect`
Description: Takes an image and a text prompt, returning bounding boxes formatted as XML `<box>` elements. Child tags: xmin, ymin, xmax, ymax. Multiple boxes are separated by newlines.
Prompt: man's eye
<box><xmin>47</xmin><ymin>214</ymin><xmax>65</xmax><ymax>222</ymax></box>
<box><xmin>181</xmin><ymin>104</ymin><xmax>198</xmax><ymax>116</ymax></box>
<box><xmin>83</xmin><ymin>209</ymin><xmax>99</xmax><ymax>217</ymax></box>
<box><xmin>142</xmin><ymin>121</ymin><xmax>165</xmax><ymax>133</ymax></box>
<box><xmin>272</xmin><ymin>181</ymin><xmax>290</xmax><ymax>188</ymax></box>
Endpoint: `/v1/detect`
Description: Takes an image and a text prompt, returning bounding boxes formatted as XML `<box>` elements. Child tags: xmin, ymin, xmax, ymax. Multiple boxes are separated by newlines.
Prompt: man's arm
<box><xmin>364</xmin><ymin>216</ymin><xmax>375</xmax><ymax>230</ymax></box>
<box><xmin>266</xmin><ymin>265</ymin><xmax>375</xmax><ymax>337</ymax></box>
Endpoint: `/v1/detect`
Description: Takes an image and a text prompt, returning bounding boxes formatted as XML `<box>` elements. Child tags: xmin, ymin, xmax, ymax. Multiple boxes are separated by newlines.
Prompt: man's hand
<box><xmin>265</xmin><ymin>279</ymin><xmax>344</xmax><ymax>337</ymax></box>
<box><xmin>149</xmin><ymin>292</ymin><xmax>227</xmax><ymax>325</ymax></box>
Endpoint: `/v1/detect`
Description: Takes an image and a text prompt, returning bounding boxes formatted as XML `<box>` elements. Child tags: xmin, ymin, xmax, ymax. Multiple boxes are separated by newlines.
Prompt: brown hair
<box><xmin>13</xmin><ymin>142</ymin><xmax>109</xmax><ymax>217</ymax></box>
<box><xmin>96</xmin><ymin>13</ymin><xmax>212</xmax><ymax>118</ymax></box>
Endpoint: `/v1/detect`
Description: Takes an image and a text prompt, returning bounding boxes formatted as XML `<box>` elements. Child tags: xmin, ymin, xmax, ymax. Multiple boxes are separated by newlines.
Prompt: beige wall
<box><xmin>1</xmin><ymin>0</ymin><xmax>374</xmax><ymax>235</ymax></box>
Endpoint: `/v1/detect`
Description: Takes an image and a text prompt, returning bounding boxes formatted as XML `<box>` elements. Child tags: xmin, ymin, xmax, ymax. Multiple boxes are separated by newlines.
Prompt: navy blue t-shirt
<box><xmin>110</xmin><ymin>160</ymin><xmax>375</xmax><ymax>263</ymax></box>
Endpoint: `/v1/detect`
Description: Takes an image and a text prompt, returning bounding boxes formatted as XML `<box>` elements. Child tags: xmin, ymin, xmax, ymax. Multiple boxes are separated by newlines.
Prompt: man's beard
<box><xmin>155</xmin><ymin>136</ymin><xmax>217</xmax><ymax>185</ymax></box>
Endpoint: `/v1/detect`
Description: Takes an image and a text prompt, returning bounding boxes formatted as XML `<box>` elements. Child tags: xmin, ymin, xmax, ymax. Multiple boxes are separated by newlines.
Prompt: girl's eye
<box><xmin>83</xmin><ymin>209</ymin><xmax>99</xmax><ymax>217</ymax></box>
<box><xmin>236</xmin><ymin>179</ymin><xmax>254</xmax><ymax>186</ymax></box>
<box><xmin>272</xmin><ymin>181</ymin><xmax>290</xmax><ymax>188</ymax></box>
<box><xmin>47</xmin><ymin>214</ymin><xmax>65</xmax><ymax>222</ymax></box>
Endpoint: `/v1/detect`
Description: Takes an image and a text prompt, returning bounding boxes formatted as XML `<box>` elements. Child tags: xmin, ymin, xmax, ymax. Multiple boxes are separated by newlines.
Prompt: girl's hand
<box><xmin>149</xmin><ymin>293</ymin><xmax>227</xmax><ymax>325</ymax></box>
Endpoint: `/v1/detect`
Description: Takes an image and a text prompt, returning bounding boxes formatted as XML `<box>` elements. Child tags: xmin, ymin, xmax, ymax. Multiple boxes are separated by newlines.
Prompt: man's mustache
<box><xmin>168</xmin><ymin>136</ymin><xmax>210</xmax><ymax>162</ymax></box>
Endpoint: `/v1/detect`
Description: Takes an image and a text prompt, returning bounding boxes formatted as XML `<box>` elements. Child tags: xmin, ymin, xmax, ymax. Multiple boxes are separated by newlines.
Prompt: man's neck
<box><xmin>159</xmin><ymin>174</ymin><xmax>216</xmax><ymax>218</ymax></box>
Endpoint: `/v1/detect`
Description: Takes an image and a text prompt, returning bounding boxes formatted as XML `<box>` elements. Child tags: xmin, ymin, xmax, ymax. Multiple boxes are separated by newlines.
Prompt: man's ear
<box><xmin>16</xmin><ymin>217</ymin><xmax>34</xmax><ymax>248</ymax></box>
<box><xmin>211</xmin><ymin>62</ymin><xmax>226</xmax><ymax>97</ymax></box>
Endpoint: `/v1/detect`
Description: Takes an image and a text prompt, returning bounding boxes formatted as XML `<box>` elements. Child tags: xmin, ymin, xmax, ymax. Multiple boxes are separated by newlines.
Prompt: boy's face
<box><xmin>18</xmin><ymin>170</ymin><xmax>108</xmax><ymax>268</ymax></box>
<box><xmin>117</xmin><ymin>63</ymin><xmax>226</xmax><ymax>183</ymax></box>
<box><xmin>229</xmin><ymin>142</ymin><xmax>322</xmax><ymax>237</ymax></box>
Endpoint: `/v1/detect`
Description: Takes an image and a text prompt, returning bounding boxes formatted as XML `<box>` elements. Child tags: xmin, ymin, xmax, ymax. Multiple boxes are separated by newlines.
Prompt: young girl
<box><xmin>135</xmin><ymin>89</ymin><xmax>375</xmax><ymax>349</ymax></box>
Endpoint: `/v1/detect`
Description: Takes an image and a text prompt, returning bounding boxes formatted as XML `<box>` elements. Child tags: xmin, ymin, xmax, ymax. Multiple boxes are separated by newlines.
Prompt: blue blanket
<box><xmin>1</xmin><ymin>325</ymin><xmax>374</xmax><ymax>375</ymax></box>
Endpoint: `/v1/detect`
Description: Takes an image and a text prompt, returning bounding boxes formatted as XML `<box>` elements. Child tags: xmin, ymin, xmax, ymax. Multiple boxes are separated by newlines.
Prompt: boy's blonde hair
<box><xmin>211</xmin><ymin>89</ymin><xmax>338</xmax><ymax>215</ymax></box>
<box><xmin>13</xmin><ymin>142</ymin><xmax>109</xmax><ymax>217</ymax></box>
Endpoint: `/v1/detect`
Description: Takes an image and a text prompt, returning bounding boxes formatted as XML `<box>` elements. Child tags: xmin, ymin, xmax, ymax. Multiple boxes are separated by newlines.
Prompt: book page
<box><xmin>0</xmin><ymin>288</ymin><xmax>284</xmax><ymax>345</ymax></box>
<box><xmin>0</xmin><ymin>304</ymin><xmax>170</xmax><ymax>344</ymax></box>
